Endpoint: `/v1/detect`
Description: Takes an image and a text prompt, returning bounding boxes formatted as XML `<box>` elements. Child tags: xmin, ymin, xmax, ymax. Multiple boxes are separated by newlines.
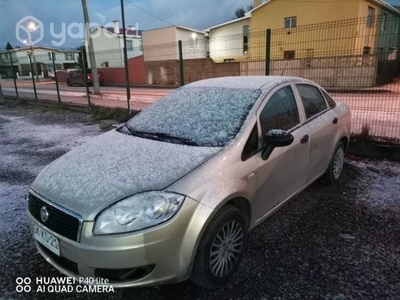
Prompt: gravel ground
<box><xmin>0</xmin><ymin>100</ymin><xmax>399</xmax><ymax>300</ymax></box>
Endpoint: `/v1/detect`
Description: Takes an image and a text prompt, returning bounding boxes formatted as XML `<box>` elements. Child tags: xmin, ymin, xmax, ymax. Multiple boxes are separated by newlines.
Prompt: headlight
<box><xmin>93</xmin><ymin>192</ymin><xmax>185</xmax><ymax>235</ymax></box>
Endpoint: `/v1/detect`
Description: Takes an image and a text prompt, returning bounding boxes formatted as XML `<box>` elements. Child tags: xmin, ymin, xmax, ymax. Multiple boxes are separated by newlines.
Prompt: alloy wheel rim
<box><xmin>209</xmin><ymin>220</ymin><xmax>244</xmax><ymax>278</ymax></box>
<box><xmin>333</xmin><ymin>147</ymin><xmax>344</xmax><ymax>180</ymax></box>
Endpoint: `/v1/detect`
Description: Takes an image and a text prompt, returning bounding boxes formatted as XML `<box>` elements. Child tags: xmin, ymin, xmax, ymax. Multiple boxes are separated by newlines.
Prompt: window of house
<box><xmin>243</xmin><ymin>25</ymin><xmax>249</xmax><ymax>54</ymax></box>
<box><xmin>363</xmin><ymin>46</ymin><xmax>371</xmax><ymax>55</ymax></box>
<box><xmin>65</xmin><ymin>52</ymin><xmax>74</xmax><ymax>60</ymax></box>
<box><xmin>296</xmin><ymin>84</ymin><xmax>328</xmax><ymax>119</ymax></box>
<box><xmin>102</xmin><ymin>61</ymin><xmax>109</xmax><ymax>67</ymax></box>
<box><xmin>284</xmin><ymin>17</ymin><xmax>297</xmax><ymax>29</ymax></box>
<box><xmin>381</xmin><ymin>13</ymin><xmax>388</xmax><ymax>31</ymax></box>
<box><xmin>47</xmin><ymin>52</ymin><xmax>56</xmax><ymax>61</ymax></box>
<box><xmin>284</xmin><ymin>50</ymin><xmax>295</xmax><ymax>60</ymax></box>
<box><xmin>190</xmin><ymin>37</ymin><xmax>200</xmax><ymax>50</ymax></box>
<box><xmin>126</xmin><ymin>40</ymin><xmax>133</xmax><ymax>51</ymax></box>
<box><xmin>259</xmin><ymin>86</ymin><xmax>300</xmax><ymax>138</ymax></box>
<box><xmin>367</xmin><ymin>7</ymin><xmax>375</xmax><ymax>28</ymax></box>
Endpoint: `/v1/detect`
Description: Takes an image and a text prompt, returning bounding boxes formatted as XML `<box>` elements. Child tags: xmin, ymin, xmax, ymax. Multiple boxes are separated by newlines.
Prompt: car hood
<box><xmin>31</xmin><ymin>130</ymin><xmax>221</xmax><ymax>220</ymax></box>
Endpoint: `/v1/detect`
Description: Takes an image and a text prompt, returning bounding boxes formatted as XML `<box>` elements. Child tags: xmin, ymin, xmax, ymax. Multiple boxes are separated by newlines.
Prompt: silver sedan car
<box><xmin>28</xmin><ymin>76</ymin><xmax>351</xmax><ymax>289</ymax></box>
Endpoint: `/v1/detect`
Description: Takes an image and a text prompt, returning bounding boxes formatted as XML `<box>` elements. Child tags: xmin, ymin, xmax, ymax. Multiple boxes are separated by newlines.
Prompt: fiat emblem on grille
<box><xmin>40</xmin><ymin>206</ymin><xmax>49</xmax><ymax>222</ymax></box>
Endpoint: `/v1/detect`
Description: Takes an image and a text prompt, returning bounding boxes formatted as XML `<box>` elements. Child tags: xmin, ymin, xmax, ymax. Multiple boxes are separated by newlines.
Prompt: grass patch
<box><xmin>91</xmin><ymin>105</ymin><xmax>138</xmax><ymax>123</ymax></box>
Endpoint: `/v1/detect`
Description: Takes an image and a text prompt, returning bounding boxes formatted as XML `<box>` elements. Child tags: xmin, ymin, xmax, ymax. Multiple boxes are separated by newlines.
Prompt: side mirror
<box><xmin>264</xmin><ymin>129</ymin><xmax>294</xmax><ymax>148</ymax></box>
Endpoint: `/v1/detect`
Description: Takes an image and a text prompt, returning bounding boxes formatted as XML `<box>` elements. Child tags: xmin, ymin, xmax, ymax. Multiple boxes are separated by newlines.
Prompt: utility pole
<box><xmin>120</xmin><ymin>0</ymin><xmax>131</xmax><ymax>111</ymax></box>
<box><xmin>81</xmin><ymin>0</ymin><xmax>100</xmax><ymax>95</ymax></box>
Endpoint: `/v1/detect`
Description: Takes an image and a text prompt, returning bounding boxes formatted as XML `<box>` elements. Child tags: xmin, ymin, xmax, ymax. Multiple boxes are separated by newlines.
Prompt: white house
<box><xmin>84</xmin><ymin>20</ymin><xmax>143</xmax><ymax>68</ymax></box>
<box><xmin>142</xmin><ymin>25</ymin><xmax>208</xmax><ymax>61</ymax></box>
<box><xmin>0</xmin><ymin>47</ymin><xmax>79</xmax><ymax>79</ymax></box>
<box><xmin>206</xmin><ymin>15</ymin><xmax>251</xmax><ymax>62</ymax></box>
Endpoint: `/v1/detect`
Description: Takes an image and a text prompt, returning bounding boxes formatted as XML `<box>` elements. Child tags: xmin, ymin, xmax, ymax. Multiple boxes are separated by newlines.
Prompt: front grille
<box><xmin>38</xmin><ymin>244</ymin><xmax>79</xmax><ymax>275</ymax></box>
<box><xmin>28</xmin><ymin>192</ymin><xmax>81</xmax><ymax>241</ymax></box>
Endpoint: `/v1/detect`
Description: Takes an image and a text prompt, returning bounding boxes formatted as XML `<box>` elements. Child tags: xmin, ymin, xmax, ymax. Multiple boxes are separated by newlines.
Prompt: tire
<box><xmin>66</xmin><ymin>78</ymin><xmax>72</xmax><ymax>87</ymax></box>
<box><xmin>191</xmin><ymin>205</ymin><xmax>248</xmax><ymax>289</ymax></box>
<box><xmin>81</xmin><ymin>79</ymin><xmax>87</xmax><ymax>87</ymax></box>
<box><xmin>320</xmin><ymin>142</ymin><xmax>345</xmax><ymax>185</ymax></box>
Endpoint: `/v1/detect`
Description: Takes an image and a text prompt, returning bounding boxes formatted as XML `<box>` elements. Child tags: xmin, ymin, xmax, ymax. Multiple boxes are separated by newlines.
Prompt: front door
<box><xmin>254</xmin><ymin>84</ymin><xmax>310</xmax><ymax>222</ymax></box>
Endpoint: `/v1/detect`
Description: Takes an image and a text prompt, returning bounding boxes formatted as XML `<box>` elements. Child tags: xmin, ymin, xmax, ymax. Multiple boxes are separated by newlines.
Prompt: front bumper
<box><xmin>28</xmin><ymin>196</ymin><xmax>214</xmax><ymax>288</ymax></box>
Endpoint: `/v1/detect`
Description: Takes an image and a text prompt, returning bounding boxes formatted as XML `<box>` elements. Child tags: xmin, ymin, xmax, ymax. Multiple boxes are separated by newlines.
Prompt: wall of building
<box><xmin>176</xmin><ymin>28</ymin><xmax>208</xmax><ymax>60</ymax></box>
<box><xmin>209</xmin><ymin>18</ymin><xmax>251</xmax><ymax>62</ymax></box>
<box><xmin>249</xmin><ymin>0</ymin><xmax>377</xmax><ymax>60</ymax></box>
<box><xmin>98</xmin><ymin>55</ymin><xmax>146</xmax><ymax>85</ymax></box>
<box><xmin>87</xmin><ymin>28</ymin><xmax>143</xmax><ymax>68</ymax></box>
<box><xmin>142</xmin><ymin>27</ymin><xmax>178</xmax><ymax>61</ymax></box>
<box><xmin>240</xmin><ymin>55</ymin><xmax>378</xmax><ymax>88</ymax></box>
<box><xmin>144</xmin><ymin>58</ymin><xmax>240</xmax><ymax>85</ymax></box>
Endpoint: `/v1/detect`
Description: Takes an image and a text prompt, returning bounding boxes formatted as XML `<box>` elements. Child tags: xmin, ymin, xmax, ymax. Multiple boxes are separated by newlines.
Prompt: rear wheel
<box><xmin>320</xmin><ymin>142</ymin><xmax>345</xmax><ymax>185</ymax></box>
<box><xmin>66</xmin><ymin>78</ymin><xmax>72</xmax><ymax>86</ymax></box>
<box><xmin>191</xmin><ymin>205</ymin><xmax>247</xmax><ymax>289</ymax></box>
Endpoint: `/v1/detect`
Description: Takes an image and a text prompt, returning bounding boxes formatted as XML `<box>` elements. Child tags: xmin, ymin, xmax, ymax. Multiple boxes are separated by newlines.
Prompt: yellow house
<box><xmin>249</xmin><ymin>0</ymin><xmax>384</xmax><ymax>60</ymax></box>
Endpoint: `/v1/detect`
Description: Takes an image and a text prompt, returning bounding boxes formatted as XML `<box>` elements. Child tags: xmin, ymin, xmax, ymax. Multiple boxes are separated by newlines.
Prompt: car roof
<box><xmin>185</xmin><ymin>76</ymin><xmax>316</xmax><ymax>91</ymax></box>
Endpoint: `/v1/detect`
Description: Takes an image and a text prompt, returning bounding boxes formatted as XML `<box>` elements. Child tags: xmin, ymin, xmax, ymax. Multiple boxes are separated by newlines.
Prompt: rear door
<box><xmin>294</xmin><ymin>84</ymin><xmax>339</xmax><ymax>182</ymax></box>
<box><xmin>253</xmin><ymin>84</ymin><xmax>310</xmax><ymax>221</ymax></box>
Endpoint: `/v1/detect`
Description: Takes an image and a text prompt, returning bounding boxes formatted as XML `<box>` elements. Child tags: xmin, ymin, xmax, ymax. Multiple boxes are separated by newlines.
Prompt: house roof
<box><xmin>103</xmin><ymin>27</ymin><xmax>143</xmax><ymax>36</ymax></box>
<box><xmin>249</xmin><ymin>0</ymin><xmax>400</xmax><ymax>16</ymax></box>
<box><xmin>0</xmin><ymin>46</ymin><xmax>78</xmax><ymax>53</ymax></box>
<box><xmin>143</xmin><ymin>25</ymin><xmax>205</xmax><ymax>35</ymax></box>
<box><xmin>205</xmin><ymin>16</ymin><xmax>251</xmax><ymax>32</ymax></box>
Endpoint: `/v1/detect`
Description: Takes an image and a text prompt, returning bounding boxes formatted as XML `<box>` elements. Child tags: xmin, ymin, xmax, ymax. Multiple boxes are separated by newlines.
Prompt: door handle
<box><xmin>301</xmin><ymin>134</ymin><xmax>309</xmax><ymax>144</ymax></box>
<box><xmin>332</xmin><ymin>117</ymin><xmax>338</xmax><ymax>124</ymax></box>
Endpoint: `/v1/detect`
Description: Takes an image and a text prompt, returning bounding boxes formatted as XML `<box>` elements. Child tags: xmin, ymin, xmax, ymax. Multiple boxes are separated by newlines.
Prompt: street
<box><xmin>0</xmin><ymin>101</ymin><xmax>399</xmax><ymax>299</ymax></box>
<box><xmin>1</xmin><ymin>79</ymin><xmax>400</xmax><ymax>141</ymax></box>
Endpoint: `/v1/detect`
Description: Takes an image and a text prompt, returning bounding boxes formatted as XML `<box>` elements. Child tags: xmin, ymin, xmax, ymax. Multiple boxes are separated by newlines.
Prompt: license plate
<box><xmin>33</xmin><ymin>223</ymin><xmax>60</xmax><ymax>256</ymax></box>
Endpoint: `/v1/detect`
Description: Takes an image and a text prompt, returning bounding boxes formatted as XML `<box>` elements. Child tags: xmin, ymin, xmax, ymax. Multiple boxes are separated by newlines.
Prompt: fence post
<box><xmin>265</xmin><ymin>29</ymin><xmax>272</xmax><ymax>76</ymax></box>
<box><xmin>81</xmin><ymin>48</ymin><xmax>91</xmax><ymax>106</ymax></box>
<box><xmin>51</xmin><ymin>52</ymin><xmax>61</xmax><ymax>104</ymax></box>
<box><xmin>0</xmin><ymin>74</ymin><xmax>3</xmax><ymax>97</ymax></box>
<box><xmin>9</xmin><ymin>52</ymin><xmax>18</xmax><ymax>98</ymax></box>
<box><xmin>178</xmin><ymin>40</ymin><xmax>184</xmax><ymax>86</ymax></box>
<box><xmin>28</xmin><ymin>54</ymin><xmax>38</xmax><ymax>100</ymax></box>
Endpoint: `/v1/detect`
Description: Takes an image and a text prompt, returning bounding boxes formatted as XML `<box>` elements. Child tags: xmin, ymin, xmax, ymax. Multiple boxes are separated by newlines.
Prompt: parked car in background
<box><xmin>66</xmin><ymin>69</ymin><xmax>105</xmax><ymax>86</ymax></box>
<box><xmin>28</xmin><ymin>76</ymin><xmax>351</xmax><ymax>289</ymax></box>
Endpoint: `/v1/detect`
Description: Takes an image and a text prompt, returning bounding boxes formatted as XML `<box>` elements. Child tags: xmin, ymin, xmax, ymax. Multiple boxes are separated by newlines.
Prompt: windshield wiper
<box><xmin>120</xmin><ymin>125</ymin><xmax>199</xmax><ymax>146</ymax></box>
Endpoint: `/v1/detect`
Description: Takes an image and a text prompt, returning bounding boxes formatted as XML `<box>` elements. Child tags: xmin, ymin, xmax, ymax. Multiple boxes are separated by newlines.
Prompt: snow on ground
<box><xmin>347</xmin><ymin>159</ymin><xmax>400</xmax><ymax>210</ymax></box>
<box><xmin>0</xmin><ymin>101</ymin><xmax>399</xmax><ymax>299</ymax></box>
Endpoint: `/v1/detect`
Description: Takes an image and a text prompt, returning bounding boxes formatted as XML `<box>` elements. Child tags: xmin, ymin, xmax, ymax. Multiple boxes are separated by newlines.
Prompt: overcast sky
<box><xmin>0</xmin><ymin>0</ymin><xmax>252</xmax><ymax>49</ymax></box>
<box><xmin>1</xmin><ymin>0</ymin><xmax>399</xmax><ymax>49</ymax></box>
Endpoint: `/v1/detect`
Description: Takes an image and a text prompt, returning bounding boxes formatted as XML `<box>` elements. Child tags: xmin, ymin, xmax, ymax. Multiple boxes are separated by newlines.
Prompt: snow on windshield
<box><xmin>127</xmin><ymin>87</ymin><xmax>261</xmax><ymax>147</ymax></box>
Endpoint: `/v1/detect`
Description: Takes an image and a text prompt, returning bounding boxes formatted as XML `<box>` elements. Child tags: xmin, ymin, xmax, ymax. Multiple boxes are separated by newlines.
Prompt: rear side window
<box><xmin>259</xmin><ymin>86</ymin><xmax>300</xmax><ymax>137</ymax></box>
<box><xmin>322</xmin><ymin>90</ymin><xmax>337</xmax><ymax>108</ymax></box>
<box><xmin>297</xmin><ymin>84</ymin><xmax>328</xmax><ymax>119</ymax></box>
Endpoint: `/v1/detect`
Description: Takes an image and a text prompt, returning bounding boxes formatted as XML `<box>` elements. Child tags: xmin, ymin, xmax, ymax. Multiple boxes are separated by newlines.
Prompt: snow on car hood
<box><xmin>31</xmin><ymin>130</ymin><xmax>221</xmax><ymax>220</ymax></box>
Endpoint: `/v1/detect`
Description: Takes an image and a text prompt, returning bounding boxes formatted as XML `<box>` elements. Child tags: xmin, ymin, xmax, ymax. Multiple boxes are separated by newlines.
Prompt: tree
<box><xmin>5</xmin><ymin>42</ymin><xmax>13</xmax><ymax>50</ymax></box>
<box><xmin>76</xmin><ymin>45</ymin><xmax>88</xmax><ymax>70</ymax></box>
<box><xmin>234</xmin><ymin>4</ymin><xmax>254</xmax><ymax>19</ymax></box>
<box><xmin>234</xmin><ymin>7</ymin><xmax>246</xmax><ymax>19</ymax></box>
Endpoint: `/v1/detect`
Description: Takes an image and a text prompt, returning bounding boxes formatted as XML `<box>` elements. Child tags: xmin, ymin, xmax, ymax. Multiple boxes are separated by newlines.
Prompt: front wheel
<box><xmin>191</xmin><ymin>205</ymin><xmax>248</xmax><ymax>289</ymax></box>
<box><xmin>320</xmin><ymin>142</ymin><xmax>345</xmax><ymax>185</ymax></box>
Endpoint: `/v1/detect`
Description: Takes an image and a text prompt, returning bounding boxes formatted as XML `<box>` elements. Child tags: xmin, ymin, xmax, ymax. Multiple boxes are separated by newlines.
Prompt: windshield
<box><xmin>127</xmin><ymin>87</ymin><xmax>261</xmax><ymax>147</ymax></box>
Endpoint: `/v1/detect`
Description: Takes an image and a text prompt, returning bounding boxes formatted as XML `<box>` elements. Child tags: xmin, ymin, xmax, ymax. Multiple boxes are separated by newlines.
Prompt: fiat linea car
<box><xmin>28</xmin><ymin>76</ymin><xmax>351</xmax><ymax>289</ymax></box>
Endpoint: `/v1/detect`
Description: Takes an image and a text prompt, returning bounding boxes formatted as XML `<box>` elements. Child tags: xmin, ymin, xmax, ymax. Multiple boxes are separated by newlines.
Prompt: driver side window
<box><xmin>259</xmin><ymin>86</ymin><xmax>300</xmax><ymax>139</ymax></box>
